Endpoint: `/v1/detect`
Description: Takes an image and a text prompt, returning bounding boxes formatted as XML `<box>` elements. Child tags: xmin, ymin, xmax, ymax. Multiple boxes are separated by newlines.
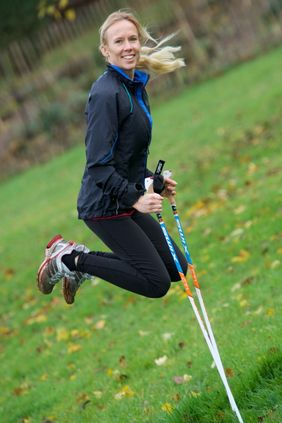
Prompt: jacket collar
<box><xmin>107</xmin><ymin>64</ymin><xmax>150</xmax><ymax>87</ymax></box>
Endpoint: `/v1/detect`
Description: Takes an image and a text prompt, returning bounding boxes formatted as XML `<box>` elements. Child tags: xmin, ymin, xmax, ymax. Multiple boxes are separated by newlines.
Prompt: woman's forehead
<box><xmin>106</xmin><ymin>19</ymin><xmax>138</xmax><ymax>39</ymax></box>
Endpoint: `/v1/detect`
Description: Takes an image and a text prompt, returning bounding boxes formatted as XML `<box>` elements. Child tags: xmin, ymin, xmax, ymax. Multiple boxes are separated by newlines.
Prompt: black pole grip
<box><xmin>155</xmin><ymin>160</ymin><xmax>165</xmax><ymax>176</ymax></box>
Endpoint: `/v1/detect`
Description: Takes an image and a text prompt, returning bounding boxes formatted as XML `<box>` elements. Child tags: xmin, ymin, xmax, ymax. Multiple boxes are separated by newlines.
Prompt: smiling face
<box><xmin>101</xmin><ymin>19</ymin><xmax>141</xmax><ymax>79</ymax></box>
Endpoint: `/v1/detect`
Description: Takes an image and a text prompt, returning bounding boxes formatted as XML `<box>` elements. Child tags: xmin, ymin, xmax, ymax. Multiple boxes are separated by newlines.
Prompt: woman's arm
<box><xmin>85</xmin><ymin>87</ymin><xmax>145</xmax><ymax>208</ymax></box>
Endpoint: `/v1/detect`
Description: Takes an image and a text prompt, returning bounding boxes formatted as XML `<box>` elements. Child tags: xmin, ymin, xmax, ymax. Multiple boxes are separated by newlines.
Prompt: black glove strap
<box><xmin>153</xmin><ymin>174</ymin><xmax>165</xmax><ymax>194</ymax></box>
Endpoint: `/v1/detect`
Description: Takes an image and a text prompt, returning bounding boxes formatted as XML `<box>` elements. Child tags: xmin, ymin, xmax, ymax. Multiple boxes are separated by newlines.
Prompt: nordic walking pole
<box><xmin>151</xmin><ymin>161</ymin><xmax>244</xmax><ymax>423</ymax></box>
<box><xmin>163</xmin><ymin>170</ymin><xmax>234</xmax><ymax>367</ymax></box>
<box><xmin>163</xmin><ymin>171</ymin><xmax>223</xmax><ymax>350</ymax></box>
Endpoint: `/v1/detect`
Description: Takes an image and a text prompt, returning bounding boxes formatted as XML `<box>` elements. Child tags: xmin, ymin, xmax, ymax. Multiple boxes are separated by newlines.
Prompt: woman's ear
<box><xmin>100</xmin><ymin>44</ymin><xmax>109</xmax><ymax>59</ymax></box>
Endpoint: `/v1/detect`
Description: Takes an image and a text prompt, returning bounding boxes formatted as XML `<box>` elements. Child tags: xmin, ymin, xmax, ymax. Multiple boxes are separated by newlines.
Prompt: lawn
<box><xmin>0</xmin><ymin>46</ymin><xmax>281</xmax><ymax>423</ymax></box>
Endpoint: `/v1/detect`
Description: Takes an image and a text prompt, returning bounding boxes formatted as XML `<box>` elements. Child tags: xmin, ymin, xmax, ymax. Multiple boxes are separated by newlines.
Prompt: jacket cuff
<box><xmin>120</xmin><ymin>183</ymin><xmax>145</xmax><ymax>208</ymax></box>
<box><xmin>145</xmin><ymin>168</ymin><xmax>153</xmax><ymax>177</ymax></box>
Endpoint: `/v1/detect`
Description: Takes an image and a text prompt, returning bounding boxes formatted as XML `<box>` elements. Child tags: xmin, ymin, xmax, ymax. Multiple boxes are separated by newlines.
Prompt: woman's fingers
<box><xmin>133</xmin><ymin>193</ymin><xmax>163</xmax><ymax>213</ymax></box>
<box><xmin>164</xmin><ymin>177</ymin><xmax>177</xmax><ymax>187</ymax></box>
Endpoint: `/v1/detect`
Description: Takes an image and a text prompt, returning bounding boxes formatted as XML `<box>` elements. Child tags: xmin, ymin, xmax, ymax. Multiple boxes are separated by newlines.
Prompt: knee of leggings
<box><xmin>149</xmin><ymin>281</ymin><xmax>171</xmax><ymax>298</ymax></box>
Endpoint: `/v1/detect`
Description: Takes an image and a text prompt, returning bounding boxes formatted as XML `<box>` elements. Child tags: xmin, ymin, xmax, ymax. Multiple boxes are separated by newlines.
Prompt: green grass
<box><xmin>0</xmin><ymin>46</ymin><xmax>281</xmax><ymax>423</ymax></box>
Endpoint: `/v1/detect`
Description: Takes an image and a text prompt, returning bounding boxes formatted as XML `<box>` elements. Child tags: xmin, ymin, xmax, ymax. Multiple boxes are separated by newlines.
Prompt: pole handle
<box><xmin>154</xmin><ymin>160</ymin><xmax>165</xmax><ymax>176</ymax></box>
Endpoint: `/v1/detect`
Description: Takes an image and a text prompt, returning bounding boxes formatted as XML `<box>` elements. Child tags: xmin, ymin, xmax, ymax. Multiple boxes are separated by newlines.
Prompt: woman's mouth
<box><xmin>122</xmin><ymin>54</ymin><xmax>135</xmax><ymax>60</ymax></box>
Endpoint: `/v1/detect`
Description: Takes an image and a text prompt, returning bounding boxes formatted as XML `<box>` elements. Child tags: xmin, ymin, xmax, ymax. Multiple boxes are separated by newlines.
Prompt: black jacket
<box><xmin>77</xmin><ymin>65</ymin><xmax>153</xmax><ymax>219</ymax></box>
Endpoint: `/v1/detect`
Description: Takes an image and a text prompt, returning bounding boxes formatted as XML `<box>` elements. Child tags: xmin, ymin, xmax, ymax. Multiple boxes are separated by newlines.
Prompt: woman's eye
<box><xmin>115</xmin><ymin>39</ymin><xmax>122</xmax><ymax>44</ymax></box>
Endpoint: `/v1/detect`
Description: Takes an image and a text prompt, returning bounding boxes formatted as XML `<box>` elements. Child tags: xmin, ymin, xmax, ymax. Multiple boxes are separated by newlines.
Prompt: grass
<box><xmin>0</xmin><ymin>46</ymin><xmax>281</xmax><ymax>423</ymax></box>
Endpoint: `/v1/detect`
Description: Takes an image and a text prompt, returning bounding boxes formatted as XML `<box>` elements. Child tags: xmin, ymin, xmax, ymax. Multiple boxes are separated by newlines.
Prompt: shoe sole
<box><xmin>37</xmin><ymin>236</ymin><xmax>74</xmax><ymax>294</ymax></box>
<box><xmin>62</xmin><ymin>277</ymin><xmax>76</xmax><ymax>305</ymax></box>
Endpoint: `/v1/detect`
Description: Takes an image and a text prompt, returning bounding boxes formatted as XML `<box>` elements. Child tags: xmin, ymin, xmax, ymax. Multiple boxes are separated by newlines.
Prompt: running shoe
<box><xmin>37</xmin><ymin>235</ymin><xmax>77</xmax><ymax>294</ymax></box>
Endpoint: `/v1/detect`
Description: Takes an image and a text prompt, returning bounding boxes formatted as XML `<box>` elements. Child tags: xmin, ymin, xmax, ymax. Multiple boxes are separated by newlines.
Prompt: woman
<box><xmin>37</xmin><ymin>10</ymin><xmax>187</xmax><ymax>304</ymax></box>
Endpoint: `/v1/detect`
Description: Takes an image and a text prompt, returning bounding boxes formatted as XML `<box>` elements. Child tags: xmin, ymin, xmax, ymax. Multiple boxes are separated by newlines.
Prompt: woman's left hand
<box><xmin>162</xmin><ymin>177</ymin><xmax>177</xmax><ymax>199</ymax></box>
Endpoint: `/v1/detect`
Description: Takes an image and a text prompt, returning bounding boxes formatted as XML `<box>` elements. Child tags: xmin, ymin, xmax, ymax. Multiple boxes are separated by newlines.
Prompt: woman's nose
<box><xmin>124</xmin><ymin>40</ymin><xmax>132</xmax><ymax>50</ymax></box>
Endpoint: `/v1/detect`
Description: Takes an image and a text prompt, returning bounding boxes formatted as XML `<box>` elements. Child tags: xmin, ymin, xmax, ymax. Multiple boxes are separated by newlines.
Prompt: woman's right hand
<box><xmin>133</xmin><ymin>193</ymin><xmax>163</xmax><ymax>213</ymax></box>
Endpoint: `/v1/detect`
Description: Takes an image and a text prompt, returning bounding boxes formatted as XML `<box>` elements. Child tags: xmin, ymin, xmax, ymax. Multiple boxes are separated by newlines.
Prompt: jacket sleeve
<box><xmin>85</xmin><ymin>87</ymin><xmax>145</xmax><ymax>208</ymax></box>
<box><xmin>145</xmin><ymin>168</ymin><xmax>153</xmax><ymax>177</ymax></box>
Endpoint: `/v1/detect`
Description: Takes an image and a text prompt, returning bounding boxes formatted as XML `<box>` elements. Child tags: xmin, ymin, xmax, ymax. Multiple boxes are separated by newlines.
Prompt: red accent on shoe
<box><xmin>46</xmin><ymin>234</ymin><xmax>63</xmax><ymax>249</ymax></box>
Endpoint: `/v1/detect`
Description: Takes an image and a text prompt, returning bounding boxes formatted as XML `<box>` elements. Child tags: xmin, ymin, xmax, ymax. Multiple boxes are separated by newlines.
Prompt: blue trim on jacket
<box><xmin>99</xmin><ymin>133</ymin><xmax>119</xmax><ymax>164</ymax></box>
<box><xmin>110</xmin><ymin>64</ymin><xmax>152</xmax><ymax>127</ymax></box>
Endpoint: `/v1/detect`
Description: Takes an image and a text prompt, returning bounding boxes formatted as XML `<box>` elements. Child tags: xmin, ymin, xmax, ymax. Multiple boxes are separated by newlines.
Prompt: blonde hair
<box><xmin>99</xmin><ymin>10</ymin><xmax>185</xmax><ymax>75</ymax></box>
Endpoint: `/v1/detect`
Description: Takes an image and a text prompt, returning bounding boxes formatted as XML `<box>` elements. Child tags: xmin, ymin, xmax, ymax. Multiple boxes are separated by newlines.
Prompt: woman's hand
<box><xmin>162</xmin><ymin>177</ymin><xmax>177</xmax><ymax>199</ymax></box>
<box><xmin>133</xmin><ymin>193</ymin><xmax>164</xmax><ymax>213</ymax></box>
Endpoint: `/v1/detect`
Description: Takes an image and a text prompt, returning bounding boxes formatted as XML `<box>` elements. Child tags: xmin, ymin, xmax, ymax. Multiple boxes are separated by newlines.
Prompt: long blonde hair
<box><xmin>99</xmin><ymin>10</ymin><xmax>185</xmax><ymax>75</ymax></box>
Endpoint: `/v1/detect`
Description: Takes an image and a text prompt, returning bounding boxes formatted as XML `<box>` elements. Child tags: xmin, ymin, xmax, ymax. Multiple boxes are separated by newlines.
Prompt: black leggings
<box><xmin>76</xmin><ymin>212</ymin><xmax>187</xmax><ymax>298</ymax></box>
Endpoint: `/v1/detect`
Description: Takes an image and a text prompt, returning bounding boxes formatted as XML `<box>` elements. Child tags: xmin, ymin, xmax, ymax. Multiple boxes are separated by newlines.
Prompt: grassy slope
<box><xmin>0</xmin><ymin>47</ymin><xmax>281</xmax><ymax>423</ymax></box>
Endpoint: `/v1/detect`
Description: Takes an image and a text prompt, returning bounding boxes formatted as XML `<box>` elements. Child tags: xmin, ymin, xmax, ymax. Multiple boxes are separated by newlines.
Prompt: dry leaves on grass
<box><xmin>94</xmin><ymin>319</ymin><xmax>106</xmax><ymax>330</ymax></box>
<box><xmin>114</xmin><ymin>385</ymin><xmax>135</xmax><ymax>400</ymax></box>
<box><xmin>161</xmin><ymin>402</ymin><xmax>173</xmax><ymax>414</ymax></box>
<box><xmin>67</xmin><ymin>343</ymin><xmax>81</xmax><ymax>354</ymax></box>
<box><xmin>231</xmin><ymin>249</ymin><xmax>250</xmax><ymax>263</ymax></box>
<box><xmin>173</xmin><ymin>374</ymin><xmax>192</xmax><ymax>385</ymax></box>
<box><xmin>13</xmin><ymin>382</ymin><xmax>31</xmax><ymax>396</ymax></box>
<box><xmin>154</xmin><ymin>355</ymin><xmax>168</xmax><ymax>366</ymax></box>
<box><xmin>26</xmin><ymin>313</ymin><xmax>47</xmax><ymax>325</ymax></box>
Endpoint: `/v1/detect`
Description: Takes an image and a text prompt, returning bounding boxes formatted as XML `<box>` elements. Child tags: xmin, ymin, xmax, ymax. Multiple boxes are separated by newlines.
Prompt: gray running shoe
<box><xmin>63</xmin><ymin>271</ymin><xmax>92</xmax><ymax>305</ymax></box>
<box><xmin>62</xmin><ymin>244</ymin><xmax>92</xmax><ymax>304</ymax></box>
<box><xmin>37</xmin><ymin>235</ymin><xmax>77</xmax><ymax>294</ymax></box>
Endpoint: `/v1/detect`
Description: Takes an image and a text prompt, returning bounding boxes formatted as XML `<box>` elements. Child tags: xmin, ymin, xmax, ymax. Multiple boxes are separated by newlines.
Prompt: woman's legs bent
<box><xmin>76</xmin><ymin>212</ymin><xmax>187</xmax><ymax>298</ymax></box>
<box><xmin>77</xmin><ymin>215</ymin><xmax>172</xmax><ymax>298</ymax></box>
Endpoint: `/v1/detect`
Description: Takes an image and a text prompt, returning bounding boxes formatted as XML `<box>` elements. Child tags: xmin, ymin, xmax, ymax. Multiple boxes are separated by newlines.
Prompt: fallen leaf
<box><xmin>270</xmin><ymin>260</ymin><xmax>280</xmax><ymax>269</ymax></box>
<box><xmin>173</xmin><ymin>374</ymin><xmax>192</xmax><ymax>384</ymax></box>
<box><xmin>231</xmin><ymin>249</ymin><xmax>250</xmax><ymax>263</ymax></box>
<box><xmin>0</xmin><ymin>326</ymin><xmax>13</xmax><ymax>336</ymax></box>
<box><xmin>42</xmin><ymin>416</ymin><xmax>56</xmax><ymax>422</ymax></box>
<box><xmin>247</xmin><ymin>162</ymin><xmax>257</xmax><ymax>175</ymax></box>
<box><xmin>138</xmin><ymin>330</ymin><xmax>149</xmax><ymax>337</ymax></box>
<box><xmin>81</xmin><ymin>400</ymin><xmax>91</xmax><ymax>409</ymax></box>
<box><xmin>225</xmin><ymin>368</ymin><xmax>234</xmax><ymax>377</ymax></box>
<box><xmin>76</xmin><ymin>393</ymin><xmax>90</xmax><ymax>403</ymax></box>
<box><xmin>84</xmin><ymin>317</ymin><xmax>93</xmax><ymax>325</ymax></box>
<box><xmin>71</xmin><ymin>328</ymin><xmax>91</xmax><ymax>339</ymax></box>
<box><xmin>190</xmin><ymin>391</ymin><xmax>201</xmax><ymax>398</ymax></box>
<box><xmin>241</xmin><ymin>276</ymin><xmax>254</xmax><ymax>285</ymax></box>
<box><xmin>266</xmin><ymin>308</ymin><xmax>275</xmax><ymax>317</ymax></box>
<box><xmin>119</xmin><ymin>355</ymin><xmax>127</xmax><ymax>368</ymax></box>
<box><xmin>234</xmin><ymin>205</ymin><xmax>246</xmax><ymax>215</ymax></box>
<box><xmin>161</xmin><ymin>402</ymin><xmax>173</xmax><ymax>414</ymax></box>
<box><xmin>172</xmin><ymin>393</ymin><xmax>181</xmax><ymax>402</ymax></box>
<box><xmin>114</xmin><ymin>385</ymin><xmax>135</xmax><ymax>400</ymax></box>
<box><xmin>154</xmin><ymin>355</ymin><xmax>168</xmax><ymax>366</ymax></box>
<box><xmin>245</xmin><ymin>220</ymin><xmax>253</xmax><ymax>228</ymax></box>
<box><xmin>56</xmin><ymin>328</ymin><xmax>69</xmax><ymax>341</ymax></box>
<box><xmin>67</xmin><ymin>343</ymin><xmax>81</xmax><ymax>353</ymax></box>
<box><xmin>93</xmin><ymin>390</ymin><xmax>103</xmax><ymax>398</ymax></box>
<box><xmin>253</xmin><ymin>306</ymin><xmax>263</xmax><ymax>315</ymax></box>
<box><xmin>13</xmin><ymin>382</ymin><xmax>31</xmax><ymax>396</ymax></box>
<box><xmin>229</xmin><ymin>228</ymin><xmax>244</xmax><ymax>239</ymax></box>
<box><xmin>239</xmin><ymin>299</ymin><xmax>249</xmax><ymax>308</ymax></box>
<box><xmin>26</xmin><ymin>314</ymin><xmax>47</xmax><ymax>325</ymax></box>
<box><xmin>3</xmin><ymin>268</ymin><xmax>15</xmax><ymax>280</ymax></box>
<box><xmin>231</xmin><ymin>282</ymin><xmax>241</xmax><ymax>292</ymax></box>
<box><xmin>162</xmin><ymin>332</ymin><xmax>173</xmax><ymax>341</ymax></box>
<box><xmin>94</xmin><ymin>320</ymin><xmax>106</xmax><ymax>330</ymax></box>
<box><xmin>106</xmin><ymin>368</ymin><xmax>113</xmax><ymax>377</ymax></box>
